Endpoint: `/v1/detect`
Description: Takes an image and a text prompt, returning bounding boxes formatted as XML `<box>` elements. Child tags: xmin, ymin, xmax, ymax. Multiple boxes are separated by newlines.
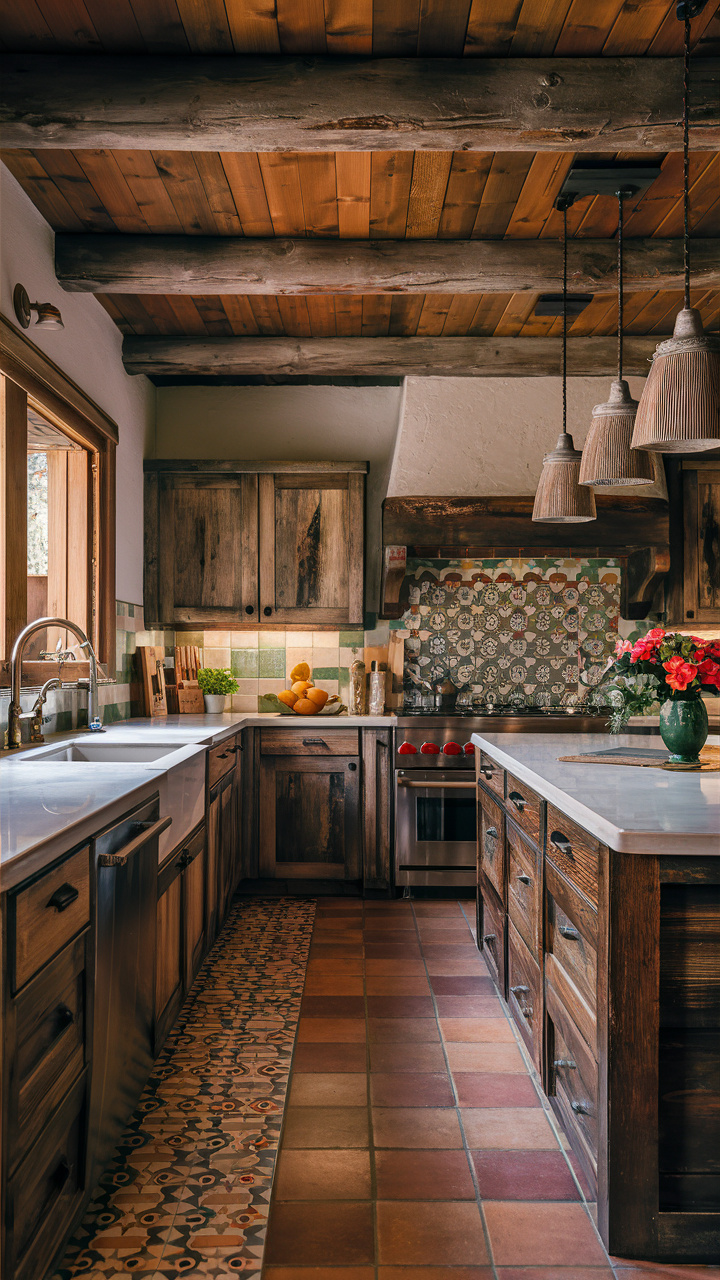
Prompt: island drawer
<box><xmin>507</xmin><ymin>819</ymin><xmax>541</xmax><ymax>960</ymax></box>
<box><xmin>260</xmin><ymin>729</ymin><xmax>359</xmax><ymax>756</ymax></box>
<box><xmin>508</xmin><ymin>920</ymin><xmax>542</xmax><ymax>1071</ymax></box>
<box><xmin>546</xmin><ymin>867</ymin><xmax>597</xmax><ymax>1013</ymax></box>
<box><xmin>208</xmin><ymin>737</ymin><xmax>239</xmax><ymax>789</ymax></box>
<box><xmin>11</xmin><ymin>846</ymin><xmax>90</xmax><ymax>992</ymax></box>
<box><xmin>505</xmin><ymin>773</ymin><xmax>543</xmax><ymax>846</ymax></box>
<box><xmin>479</xmin><ymin>879</ymin><xmax>506</xmax><ymax>996</ymax></box>
<box><xmin>477</xmin><ymin>752</ymin><xmax>504</xmax><ymax>799</ymax></box>
<box><xmin>478</xmin><ymin>790</ymin><xmax>505</xmax><ymax>903</ymax></box>
<box><xmin>546</xmin><ymin>806</ymin><xmax>602</xmax><ymax>907</ymax></box>
<box><xmin>547</xmin><ymin>983</ymin><xmax>599</xmax><ymax>1175</ymax></box>
<box><xmin>9</xmin><ymin>934</ymin><xmax>87</xmax><ymax>1172</ymax></box>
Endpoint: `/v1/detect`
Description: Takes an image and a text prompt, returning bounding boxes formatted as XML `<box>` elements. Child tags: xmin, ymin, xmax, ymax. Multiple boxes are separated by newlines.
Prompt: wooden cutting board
<box><xmin>558</xmin><ymin>745</ymin><xmax>720</xmax><ymax>773</ymax></box>
<box><xmin>136</xmin><ymin>645</ymin><xmax>167</xmax><ymax>717</ymax></box>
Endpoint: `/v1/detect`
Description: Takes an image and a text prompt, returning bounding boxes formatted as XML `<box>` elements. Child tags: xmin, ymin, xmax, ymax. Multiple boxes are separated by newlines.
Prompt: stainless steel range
<box><xmin>393</xmin><ymin>708</ymin><xmax>609</xmax><ymax>890</ymax></box>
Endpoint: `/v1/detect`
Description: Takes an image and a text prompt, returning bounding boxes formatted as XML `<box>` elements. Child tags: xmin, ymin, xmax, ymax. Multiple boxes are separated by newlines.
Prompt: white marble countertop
<box><xmin>471</xmin><ymin>731</ymin><xmax>720</xmax><ymax>856</ymax></box>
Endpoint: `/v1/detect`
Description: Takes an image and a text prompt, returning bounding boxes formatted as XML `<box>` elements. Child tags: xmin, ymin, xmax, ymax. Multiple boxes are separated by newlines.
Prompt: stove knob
<box><xmin>420</xmin><ymin>742</ymin><xmax>440</xmax><ymax>754</ymax></box>
<box><xmin>463</xmin><ymin>742</ymin><xmax>475</xmax><ymax>754</ymax></box>
<box><xmin>397</xmin><ymin>742</ymin><xmax>417</xmax><ymax>755</ymax></box>
<box><xmin>442</xmin><ymin>741</ymin><xmax>462</xmax><ymax>755</ymax></box>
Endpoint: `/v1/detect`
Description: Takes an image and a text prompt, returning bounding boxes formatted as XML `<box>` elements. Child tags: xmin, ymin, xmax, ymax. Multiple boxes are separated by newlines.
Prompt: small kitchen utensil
<box><xmin>368</xmin><ymin>661</ymin><xmax>387</xmax><ymax>716</ymax></box>
<box><xmin>136</xmin><ymin>645</ymin><xmax>168</xmax><ymax>717</ymax></box>
<box><xmin>350</xmin><ymin>658</ymin><xmax>366</xmax><ymax>715</ymax></box>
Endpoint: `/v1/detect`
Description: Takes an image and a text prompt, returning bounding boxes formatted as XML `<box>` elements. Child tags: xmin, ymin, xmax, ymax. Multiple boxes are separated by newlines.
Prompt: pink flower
<box><xmin>663</xmin><ymin>656</ymin><xmax>699</xmax><ymax>692</ymax></box>
<box><xmin>615</xmin><ymin>638</ymin><xmax>632</xmax><ymax>657</ymax></box>
<box><xmin>646</xmin><ymin>627</ymin><xmax>666</xmax><ymax>640</ymax></box>
<box><xmin>631</xmin><ymin>636</ymin><xmax>660</xmax><ymax>662</ymax></box>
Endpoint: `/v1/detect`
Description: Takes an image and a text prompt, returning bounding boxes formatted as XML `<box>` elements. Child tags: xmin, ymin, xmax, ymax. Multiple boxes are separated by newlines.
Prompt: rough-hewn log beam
<box><xmin>56</xmin><ymin>235</ymin><xmax>720</xmax><ymax>295</ymax></box>
<box><xmin>2</xmin><ymin>55</ymin><xmax>718</xmax><ymax>152</ymax></box>
<box><xmin>122</xmin><ymin>335</ymin><xmax>659</xmax><ymax>378</ymax></box>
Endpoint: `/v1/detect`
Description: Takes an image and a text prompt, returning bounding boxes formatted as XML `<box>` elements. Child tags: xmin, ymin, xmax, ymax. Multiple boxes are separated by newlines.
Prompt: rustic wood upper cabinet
<box><xmin>681</xmin><ymin>462</ymin><xmax>720</xmax><ymax>625</ymax></box>
<box><xmin>144</xmin><ymin>461</ymin><xmax>366</xmax><ymax>630</ymax></box>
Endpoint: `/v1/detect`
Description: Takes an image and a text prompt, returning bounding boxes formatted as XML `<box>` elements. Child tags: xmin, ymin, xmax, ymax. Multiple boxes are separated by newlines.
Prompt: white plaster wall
<box><xmin>0</xmin><ymin>164</ymin><xmax>156</xmax><ymax>604</ymax></box>
<box><xmin>156</xmin><ymin>383</ymin><xmax>404</xmax><ymax>606</ymax></box>
<box><xmin>388</xmin><ymin>375</ymin><xmax>667</xmax><ymax>498</ymax></box>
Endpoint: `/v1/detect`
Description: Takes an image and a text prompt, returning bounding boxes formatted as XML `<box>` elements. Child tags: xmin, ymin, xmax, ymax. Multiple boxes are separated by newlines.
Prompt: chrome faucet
<box><xmin>4</xmin><ymin>617</ymin><xmax>105</xmax><ymax>749</ymax></box>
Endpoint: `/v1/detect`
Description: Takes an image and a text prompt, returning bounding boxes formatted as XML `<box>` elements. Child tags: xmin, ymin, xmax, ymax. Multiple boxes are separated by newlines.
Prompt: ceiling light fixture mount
<box><xmin>13</xmin><ymin>283</ymin><xmax>64</xmax><ymax>332</ymax></box>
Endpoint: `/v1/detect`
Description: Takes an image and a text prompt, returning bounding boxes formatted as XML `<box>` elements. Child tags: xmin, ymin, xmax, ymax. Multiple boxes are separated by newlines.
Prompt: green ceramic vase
<box><xmin>659</xmin><ymin>697</ymin><xmax>708</xmax><ymax>765</ymax></box>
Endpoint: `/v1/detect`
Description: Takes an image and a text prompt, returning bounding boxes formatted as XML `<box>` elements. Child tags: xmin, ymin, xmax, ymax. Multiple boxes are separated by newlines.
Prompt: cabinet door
<box><xmin>155</xmin><ymin>858</ymin><xmax>184</xmax><ymax>1054</ymax></box>
<box><xmin>145</xmin><ymin>470</ymin><xmax>259</xmax><ymax>628</ymax></box>
<box><xmin>258</xmin><ymin>471</ymin><xmax>364</xmax><ymax>626</ymax></box>
<box><xmin>258</xmin><ymin>755</ymin><xmax>361</xmax><ymax>881</ymax></box>
<box><xmin>183</xmin><ymin>827</ymin><xmax>206</xmax><ymax>992</ymax></box>
<box><xmin>683</xmin><ymin>464</ymin><xmax>720</xmax><ymax>625</ymax></box>
<box><xmin>218</xmin><ymin>767</ymin><xmax>239</xmax><ymax>927</ymax></box>
<box><xmin>207</xmin><ymin>767</ymin><xmax>237</xmax><ymax>944</ymax></box>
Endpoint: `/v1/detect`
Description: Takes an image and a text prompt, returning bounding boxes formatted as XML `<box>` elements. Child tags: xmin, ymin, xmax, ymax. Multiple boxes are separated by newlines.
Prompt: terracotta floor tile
<box><xmin>370</xmin><ymin>1073</ymin><xmax>455</xmax><ymax>1108</ymax></box>
<box><xmin>365</xmin><ymin>944</ymin><xmax>423</xmax><ymax>959</ymax></box>
<box><xmin>369</xmin><ymin>1018</ymin><xmax>441</xmax><ymax>1043</ymax></box>
<box><xmin>567</xmin><ymin>1149</ymin><xmax>597</xmax><ymax>1200</ymax></box>
<box><xmin>440</xmin><ymin>1017</ymin><xmax>516</xmax><ymax>1042</ymax></box>
<box><xmin>310</xmin><ymin>944</ymin><xmax>365</xmax><ymax>958</ymax></box>
<box><xmin>297</xmin><ymin>1018</ymin><xmax>367</xmax><ymax>1043</ymax></box>
<box><xmin>289</xmin><ymin>1073</ymin><xmax>368</xmax><ymax>1107</ymax></box>
<box><xmin>282</xmin><ymin>1106</ymin><xmax>370</xmax><ymax>1149</ymax></box>
<box><xmin>315</xmin><ymin>916</ymin><xmax>365</xmax><ymax>927</ymax></box>
<box><xmin>265</xmin><ymin>1202</ymin><xmax>374</xmax><ymax>1265</ymax></box>
<box><xmin>369</xmin><ymin>1042</ymin><xmax>448</xmax><ymax>1073</ymax></box>
<box><xmin>367</xmin><ymin>996</ymin><xmax>436</xmax><ymax>1019</ymax></box>
<box><xmin>301</xmin><ymin>996</ymin><xmax>366</xmax><ymax>1018</ymax></box>
<box><xmin>446</xmin><ymin>1042</ymin><xmax>527</xmax><ymax>1073</ymax></box>
<box><xmin>430</xmin><ymin>977</ymin><xmax>494</xmax><ymax>996</ymax></box>
<box><xmin>610</xmin><ymin>1264</ymin><xmax>720</xmax><ymax>1278</ymax></box>
<box><xmin>454</xmin><ymin>1072</ymin><xmax>542</xmax><ymax>1108</ymax></box>
<box><xmin>377</xmin><ymin>1201</ymin><xmax>489</xmax><ymax>1265</ymax></box>
<box><xmin>416</xmin><ymin>917</ymin><xmax>474</xmax><ymax>931</ymax></box>
<box><xmin>418</xmin><ymin>932</ymin><xmax>476</xmax><ymax>946</ymax></box>
<box><xmin>304</xmin><ymin>975</ymin><xmax>366</xmax><ymax>996</ymax></box>
<box><xmin>372</xmin><ymin>1107</ymin><xmax>463</xmax><ymax>1148</ymax></box>
<box><xmin>413</xmin><ymin>905</ymin><xmax>466</xmax><ymax>916</ymax></box>
<box><xmin>425</xmin><ymin>958</ymin><xmax>488</xmax><ymax>975</ymax></box>
<box><xmin>421</xmin><ymin>942</ymin><xmax>479</xmax><ymax>956</ymax></box>
<box><xmin>375</xmin><ymin>1149</ymin><xmax>476</xmax><ymax>1200</ymax></box>
<box><xmin>483</xmin><ymin>1201</ymin><xmax>609</xmax><ymax>1265</ymax></box>
<box><xmin>365</xmin><ymin>975</ymin><xmax>431</xmax><ymax>995</ymax></box>
<box><xmin>379</xmin><ymin>1271</ymin><xmax>492</xmax><ymax>1280</ymax></box>
<box><xmin>497</xmin><ymin>1270</ymin><xmax>614</xmax><ymax>1280</ymax></box>
<box><xmin>293</xmin><ymin>1043</ymin><xmax>368</xmax><ymax>1073</ymax></box>
<box><xmin>274</xmin><ymin>1149</ymin><xmax>372</xmax><ymax>1201</ymax></box>
<box><xmin>307</xmin><ymin>958</ymin><xmax>364</xmax><ymax>975</ymax></box>
<box><xmin>435</xmin><ymin>996</ymin><xmax>505</xmax><ymax>1018</ymax></box>
<box><xmin>461</xmin><ymin>1107</ymin><xmax>559</xmax><ymax>1149</ymax></box>
<box><xmin>471</xmin><ymin>1149</ymin><xmax>581</xmax><ymax>1200</ymax></box>
<box><xmin>365</xmin><ymin>959</ymin><xmax>427</xmax><ymax>975</ymax></box>
<box><xmin>267</xmin><ymin>1270</ymin><xmax>375</xmax><ymax>1280</ymax></box>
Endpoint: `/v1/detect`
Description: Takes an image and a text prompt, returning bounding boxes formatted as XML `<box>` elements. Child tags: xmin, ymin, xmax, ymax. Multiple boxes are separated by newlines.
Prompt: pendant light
<box><xmin>579</xmin><ymin>191</ymin><xmax>654</xmax><ymax>486</ymax></box>
<box><xmin>631</xmin><ymin>11</ymin><xmax>719</xmax><ymax>453</ymax></box>
<box><xmin>532</xmin><ymin>204</ymin><xmax>596</xmax><ymax>524</ymax></box>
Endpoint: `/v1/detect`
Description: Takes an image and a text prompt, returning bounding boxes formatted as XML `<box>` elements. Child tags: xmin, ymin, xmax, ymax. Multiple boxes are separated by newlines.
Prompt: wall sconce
<box><xmin>13</xmin><ymin>283</ymin><xmax>64</xmax><ymax>331</ymax></box>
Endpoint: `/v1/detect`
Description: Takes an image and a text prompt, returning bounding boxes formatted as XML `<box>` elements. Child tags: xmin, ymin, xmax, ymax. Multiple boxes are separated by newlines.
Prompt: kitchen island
<box><xmin>471</xmin><ymin>730</ymin><xmax>720</xmax><ymax>1263</ymax></box>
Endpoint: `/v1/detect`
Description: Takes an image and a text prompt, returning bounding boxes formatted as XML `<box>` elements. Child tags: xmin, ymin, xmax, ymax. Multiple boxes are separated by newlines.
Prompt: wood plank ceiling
<box><xmin>2</xmin><ymin>1</ymin><xmax>719</xmax><ymax>353</ymax></box>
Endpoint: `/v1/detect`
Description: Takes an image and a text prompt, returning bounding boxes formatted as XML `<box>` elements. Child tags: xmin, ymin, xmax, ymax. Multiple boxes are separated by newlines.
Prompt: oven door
<box><xmin>395</xmin><ymin>770</ymin><xmax>476</xmax><ymax>886</ymax></box>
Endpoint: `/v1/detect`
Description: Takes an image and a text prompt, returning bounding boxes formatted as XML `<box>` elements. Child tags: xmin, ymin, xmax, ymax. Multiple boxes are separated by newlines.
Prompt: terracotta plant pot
<box><xmin>203</xmin><ymin>693</ymin><xmax>228</xmax><ymax>714</ymax></box>
<box><xmin>659</xmin><ymin>697</ymin><xmax>708</xmax><ymax>765</ymax></box>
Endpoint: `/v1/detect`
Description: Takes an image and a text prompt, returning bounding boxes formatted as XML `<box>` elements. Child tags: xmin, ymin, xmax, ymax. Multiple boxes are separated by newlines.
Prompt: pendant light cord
<box><xmin>562</xmin><ymin>202</ymin><xmax>567</xmax><ymax>436</ymax></box>
<box><xmin>617</xmin><ymin>191</ymin><xmax>624</xmax><ymax>383</ymax></box>
<box><xmin>683</xmin><ymin>12</ymin><xmax>691</xmax><ymax>308</ymax></box>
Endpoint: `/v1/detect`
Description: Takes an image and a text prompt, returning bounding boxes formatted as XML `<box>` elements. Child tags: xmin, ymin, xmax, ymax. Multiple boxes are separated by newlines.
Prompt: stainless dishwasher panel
<box><xmin>89</xmin><ymin>796</ymin><xmax>171</xmax><ymax>1188</ymax></box>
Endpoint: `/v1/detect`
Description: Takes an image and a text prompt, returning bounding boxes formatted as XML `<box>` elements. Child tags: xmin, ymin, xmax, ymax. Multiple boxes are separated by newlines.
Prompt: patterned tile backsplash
<box><xmin>393</xmin><ymin>557</ymin><xmax>622</xmax><ymax>708</ymax></box>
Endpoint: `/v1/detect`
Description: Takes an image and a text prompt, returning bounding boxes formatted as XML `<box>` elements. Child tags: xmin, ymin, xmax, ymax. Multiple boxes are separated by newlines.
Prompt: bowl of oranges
<box><xmin>267</xmin><ymin>662</ymin><xmax>346</xmax><ymax>716</ymax></box>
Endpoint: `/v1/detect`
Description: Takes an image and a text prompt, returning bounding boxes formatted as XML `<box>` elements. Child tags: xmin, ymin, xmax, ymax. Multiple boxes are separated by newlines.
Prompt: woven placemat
<box><xmin>557</xmin><ymin>745</ymin><xmax>720</xmax><ymax>773</ymax></box>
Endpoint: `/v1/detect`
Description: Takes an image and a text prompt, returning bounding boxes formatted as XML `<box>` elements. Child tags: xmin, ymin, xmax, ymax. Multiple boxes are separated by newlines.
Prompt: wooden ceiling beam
<box><xmin>122</xmin><ymin>334</ymin><xmax>658</xmax><ymax>377</ymax></box>
<box><xmin>2</xmin><ymin>54</ymin><xmax>718</xmax><ymax>153</ymax></box>
<box><xmin>56</xmin><ymin>234</ymin><xmax>720</xmax><ymax>295</ymax></box>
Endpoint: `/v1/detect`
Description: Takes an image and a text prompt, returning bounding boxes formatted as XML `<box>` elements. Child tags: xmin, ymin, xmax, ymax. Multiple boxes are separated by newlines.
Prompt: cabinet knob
<box><xmin>481</xmin><ymin>766</ymin><xmax>493</xmax><ymax>779</ymax></box>
<box><xmin>486</xmin><ymin>826</ymin><xmax>498</xmax><ymax>839</ymax></box>
<box><xmin>554</xmin><ymin>1058</ymin><xmax>576</xmax><ymax>1070</ymax></box>
<box><xmin>263</xmin><ymin>606</ymin><xmax>272</xmax><ymax>616</ymax></box>
<box><xmin>509</xmin><ymin>791</ymin><xmax>526</xmax><ymax>811</ymax></box>
<box><xmin>558</xmin><ymin>924</ymin><xmax>579</xmax><ymax>941</ymax></box>
<box><xmin>56</xmin><ymin>1003</ymin><xmax>75</xmax><ymax>1029</ymax></box>
<box><xmin>245</xmin><ymin>605</ymin><xmax>254</xmax><ymax>615</ymax></box>
<box><xmin>47</xmin><ymin>883</ymin><xmax>79</xmax><ymax>913</ymax></box>
<box><xmin>571</xmin><ymin>1100</ymin><xmax>592</xmax><ymax>1116</ymax></box>
<box><xmin>348</xmin><ymin>762</ymin><xmax>357</xmax><ymax>771</ymax></box>
<box><xmin>482</xmin><ymin>933</ymin><xmax>496</xmax><ymax>944</ymax></box>
<box><xmin>516</xmin><ymin>873</ymin><xmax>532</xmax><ymax>885</ymax></box>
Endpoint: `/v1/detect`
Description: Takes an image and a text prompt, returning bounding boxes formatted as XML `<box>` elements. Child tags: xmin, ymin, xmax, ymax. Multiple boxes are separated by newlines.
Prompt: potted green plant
<box><xmin>197</xmin><ymin>667</ymin><xmax>238</xmax><ymax>714</ymax></box>
<box><xmin>602</xmin><ymin>628</ymin><xmax>720</xmax><ymax>764</ymax></box>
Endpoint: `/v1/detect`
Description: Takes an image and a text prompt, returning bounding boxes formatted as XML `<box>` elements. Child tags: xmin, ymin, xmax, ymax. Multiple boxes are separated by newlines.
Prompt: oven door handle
<box><xmin>397</xmin><ymin>779</ymin><xmax>472</xmax><ymax>789</ymax></box>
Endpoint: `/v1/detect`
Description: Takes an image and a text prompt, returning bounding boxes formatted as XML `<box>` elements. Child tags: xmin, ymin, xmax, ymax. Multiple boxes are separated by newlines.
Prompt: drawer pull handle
<box><xmin>263</xmin><ymin>606</ymin><xmax>272</xmax><ymax>616</ymax></box>
<box><xmin>228</xmin><ymin>744</ymin><xmax>242</xmax><ymax>754</ymax></box>
<box><xmin>302</xmin><ymin>738</ymin><xmax>328</xmax><ymax>746</ymax></box>
<box><xmin>516</xmin><ymin>873</ymin><xmax>532</xmax><ymax>885</ymax></box>
<box><xmin>550</xmin><ymin>832</ymin><xmax>573</xmax><ymax>857</ymax></box>
<box><xmin>53</xmin><ymin>1156</ymin><xmax>70</xmax><ymax>1191</ymax></box>
<box><xmin>481</xmin><ymin>766</ymin><xmax>493</xmax><ymax>779</ymax></box>
<box><xmin>554</xmin><ymin>1058</ymin><xmax>576</xmax><ymax>1070</ymax></box>
<box><xmin>559</xmin><ymin>925</ymin><xmax>580</xmax><ymax>941</ymax></box>
<box><xmin>47</xmin><ymin>883</ymin><xmax>79</xmax><ymax>912</ymax></box>
<box><xmin>510</xmin><ymin>985</ymin><xmax>533</xmax><ymax>1018</ymax></box>
<box><xmin>483</xmin><ymin>933</ymin><xmax>496</xmax><ymax>945</ymax></box>
<box><xmin>56</xmin><ymin>1004</ymin><xmax>75</xmax><ymax>1029</ymax></box>
<box><xmin>509</xmin><ymin>791</ymin><xmax>526</xmax><ymax>811</ymax></box>
<box><xmin>486</xmin><ymin>826</ymin><xmax>498</xmax><ymax>839</ymax></box>
<box><xmin>217</xmin><ymin>751</ymin><xmax>231</xmax><ymax>759</ymax></box>
<box><xmin>245</xmin><ymin>605</ymin><xmax>254</xmax><ymax>615</ymax></box>
<box><xmin>571</xmin><ymin>1100</ymin><xmax>592</xmax><ymax>1116</ymax></box>
<box><xmin>511</xmin><ymin>984</ymin><xmax>529</xmax><ymax>994</ymax></box>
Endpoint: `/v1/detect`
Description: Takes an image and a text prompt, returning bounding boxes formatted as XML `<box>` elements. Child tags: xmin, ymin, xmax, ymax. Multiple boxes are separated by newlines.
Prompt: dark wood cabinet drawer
<box><xmin>12</xmin><ymin>846</ymin><xmax>90</xmax><ymax>992</ymax></box>
<box><xmin>508</xmin><ymin>919</ymin><xmax>542</xmax><ymax>1071</ymax></box>
<box><xmin>507</xmin><ymin>819</ymin><xmax>541</xmax><ymax>960</ymax></box>
<box><xmin>547</xmin><ymin>887</ymin><xmax>597</xmax><ymax>1014</ymax></box>
<box><xmin>260</xmin><ymin>728</ymin><xmax>359</xmax><ymax>756</ymax></box>
<box><xmin>10</xmin><ymin>934</ymin><xmax>87</xmax><ymax>1172</ymax></box>
<box><xmin>479</xmin><ymin>878</ymin><xmax>506</xmax><ymax>996</ymax></box>
<box><xmin>208</xmin><ymin>737</ymin><xmax>239</xmax><ymax>789</ymax></box>
<box><xmin>505</xmin><ymin>773</ymin><xmax>543</xmax><ymax>846</ymax></box>
<box><xmin>478</xmin><ymin>790</ymin><xmax>505</xmax><ymax>903</ymax></box>
<box><xmin>545</xmin><ymin>951</ymin><xmax>596</xmax><ymax>1057</ymax></box>
<box><xmin>5</xmin><ymin>1070</ymin><xmax>88</xmax><ymax>1280</ymax></box>
<box><xmin>477</xmin><ymin>752</ymin><xmax>504</xmax><ymax>799</ymax></box>
<box><xmin>547</xmin><ymin>983</ymin><xmax>599</xmax><ymax>1179</ymax></box>
<box><xmin>546</xmin><ymin>805</ymin><xmax>602</xmax><ymax>907</ymax></box>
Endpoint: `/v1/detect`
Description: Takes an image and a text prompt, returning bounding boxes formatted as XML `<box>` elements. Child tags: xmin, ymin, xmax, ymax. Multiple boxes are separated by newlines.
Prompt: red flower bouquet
<box><xmin>603</xmin><ymin>628</ymin><xmax>719</xmax><ymax>734</ymax></box>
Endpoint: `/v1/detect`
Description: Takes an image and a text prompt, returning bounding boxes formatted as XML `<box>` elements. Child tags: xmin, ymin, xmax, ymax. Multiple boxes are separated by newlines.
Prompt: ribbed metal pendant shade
<box><xmin>631</xmin><ymin>307</ymin><xmax>720</xmax><ymax>453</ymax></box>
<box><xmin>533</xmin><ymin>431</ymin><xmax>597</xmax><ymax>523</ymax></box>
<box><xmin>580</xmin><ymin>379</ymin><xmax>655</xmax><ymax>485</ymax></box>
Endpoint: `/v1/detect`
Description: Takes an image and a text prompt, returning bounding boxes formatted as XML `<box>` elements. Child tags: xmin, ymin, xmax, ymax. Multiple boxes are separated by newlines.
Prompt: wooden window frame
<box><xmin>1</xmin><ymin>316</ymin><xmax>117</xmax><ymax>675</ymax></box>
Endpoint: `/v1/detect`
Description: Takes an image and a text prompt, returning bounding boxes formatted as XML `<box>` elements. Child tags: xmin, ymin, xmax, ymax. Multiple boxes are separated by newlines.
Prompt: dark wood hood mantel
<box><xmin>380</xmin><ymin>494</ymin><xmax>670</xmax><ymax>622</ymax></box>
